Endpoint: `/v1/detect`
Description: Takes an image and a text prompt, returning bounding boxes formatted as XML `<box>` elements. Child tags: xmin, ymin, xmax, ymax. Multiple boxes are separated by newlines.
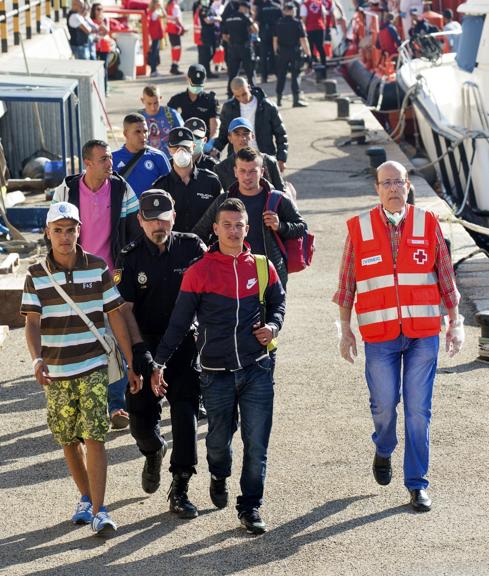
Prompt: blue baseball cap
<box><xmin>228</xmin><ymin>117</ymin><xmax>254</xmax><ymax>133</ymax></box>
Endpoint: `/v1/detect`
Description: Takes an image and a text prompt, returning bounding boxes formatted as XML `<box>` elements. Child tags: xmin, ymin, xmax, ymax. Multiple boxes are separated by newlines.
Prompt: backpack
<box><xmin>265</xmin><ymin>191</ymin><xmax>315</xmax><ymax>273</ymax></box>
<box><xmin>255</xmin><ymin>254</ymin><xmax>278</xmax><ymax>352</ymax></box>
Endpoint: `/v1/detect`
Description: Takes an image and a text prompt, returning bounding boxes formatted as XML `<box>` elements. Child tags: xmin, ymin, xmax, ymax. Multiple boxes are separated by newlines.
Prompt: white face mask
<box><xmin>383</xmin><ymin>207</ymin><xmax>405</xmax><ymax>226</ymax></box>
<box><xmin>188</xmin><ymin>85</ymin><xmax>204</xmax><ymax>95</ymax></box>
<box><xmin>173</xmin><ymin>149</ymin><xmax>192</xmax><ymax>168</ymax></box>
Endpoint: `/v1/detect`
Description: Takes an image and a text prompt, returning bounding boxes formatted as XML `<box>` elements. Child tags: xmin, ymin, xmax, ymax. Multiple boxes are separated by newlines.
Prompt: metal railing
<box><xmin>0</xmin><ymin>0</ymin><xmax>68</xmax><ymax>53</ymax></box>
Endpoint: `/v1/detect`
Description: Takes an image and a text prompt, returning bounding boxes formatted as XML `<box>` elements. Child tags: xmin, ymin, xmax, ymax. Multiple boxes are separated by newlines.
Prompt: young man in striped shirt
<box><xmin>21</xmin><ymin>202</ymin><xmax>141</xmax><ymax>535</ymax></box>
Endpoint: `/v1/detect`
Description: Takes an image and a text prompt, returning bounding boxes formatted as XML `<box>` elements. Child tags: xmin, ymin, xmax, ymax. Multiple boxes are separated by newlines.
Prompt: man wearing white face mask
<box><xmin>168</xmin><ymin>65</ymin><xmax>220</xmax><ymax>152</ymax></box>
<box><xmin>152</xmin><ymin>127</ymin><xmax>223</xmax><ymax>233</ymax></box>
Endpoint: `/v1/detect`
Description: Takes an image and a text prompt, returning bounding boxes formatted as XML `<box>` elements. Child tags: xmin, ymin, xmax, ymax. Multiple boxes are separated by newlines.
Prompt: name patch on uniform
<box><xmin>408</xmin><ymin>238</ymin><xmax>428</xmax><ymax>246</ymax></box>
<box><xmin>361</xmin><ymin>255</ymin><xmax>382</xmax><ymax>266</ymax></box>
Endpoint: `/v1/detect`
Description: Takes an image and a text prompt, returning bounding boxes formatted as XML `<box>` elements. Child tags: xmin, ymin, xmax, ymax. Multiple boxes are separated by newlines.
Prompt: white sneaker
<box><xmin>91</xmin><ymin>507</ymin><xmax>117</xmax><ymax>536</ymax></box>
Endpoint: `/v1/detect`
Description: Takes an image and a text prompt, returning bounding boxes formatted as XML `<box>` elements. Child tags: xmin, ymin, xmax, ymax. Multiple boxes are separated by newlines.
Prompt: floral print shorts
<box><xmin>45</xmin><ymin>369</ymin><xmax>109</xmax><ymax>445</ymax></box>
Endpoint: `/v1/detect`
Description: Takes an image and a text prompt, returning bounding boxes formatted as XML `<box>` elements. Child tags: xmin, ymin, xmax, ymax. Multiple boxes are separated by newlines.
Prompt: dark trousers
<box><xmin>126</xmin><ymin>333</ymin><xmax>200</xmax><ymax>474</ymax></box>
<box><xmin>307</xmin><ymin>29</ymin><xmax>326</xmax><ymax>67</ymax></box>
<box><xmin>149</xmin><ymin>38</ymin><xmax>161</xmax><ymax>72</ymax></box>
<box><xmin>227</xmin><ymin>43</ymin><xmax>254</xmax><ymax>96</ymax></box>
<box><xmin>259</xmin><ymin>30</ymin><xmax>275</xmax><ymax>80</ymax></box>
<box><xmin>198</xmin><ymin>42</ymin><xmax>215</xmax><ymax>75</ymax></box>
<box><xmin>276</xmin><ymin>48</ymin><xmax>302</xmax><ymax>98</ymax></box>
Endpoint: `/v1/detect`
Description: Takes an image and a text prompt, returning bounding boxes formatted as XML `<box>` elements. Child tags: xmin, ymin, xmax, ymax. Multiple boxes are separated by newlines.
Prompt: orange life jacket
<box><xmin>347</xmin><ymin>205</ymin><xmax>441</xmax><ymax>343</ymax></box>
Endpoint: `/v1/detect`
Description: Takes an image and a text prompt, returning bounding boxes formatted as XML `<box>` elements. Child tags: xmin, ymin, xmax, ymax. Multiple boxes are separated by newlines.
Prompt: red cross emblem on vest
<box><xmin>413</xmin><ymin>249</ymin><xmax>428</xmax><ymax>265</ymax></box>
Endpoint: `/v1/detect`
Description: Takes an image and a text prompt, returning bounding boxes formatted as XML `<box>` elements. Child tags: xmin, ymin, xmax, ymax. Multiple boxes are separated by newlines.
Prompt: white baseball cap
<box><xmin>46</xmin><ymin>202</ymin><xmax>82</xmax><ymax>225</ymax></box>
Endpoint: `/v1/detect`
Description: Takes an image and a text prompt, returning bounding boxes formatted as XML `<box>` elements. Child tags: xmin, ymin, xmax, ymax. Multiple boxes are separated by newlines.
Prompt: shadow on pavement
<box><xmin>2</xmin><ymin>496</ymin><xmax>409</xmax><ymax>575</ymax></box>
<box><xmin>0</xmin><ymin>429</ymin><xmax>208</xmax><ymax>488</ymax></box>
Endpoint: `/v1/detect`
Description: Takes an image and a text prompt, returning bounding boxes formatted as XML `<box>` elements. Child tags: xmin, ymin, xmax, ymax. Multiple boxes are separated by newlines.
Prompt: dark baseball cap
<box><xmin>188</xmin><ymin>64</ymin><xmax>206</xmax><ymax>86</ymax></box>
<box><xmin>139</xmin><ymin>190</ymin><xmax>174</xmax><ymax>221</ymax></box>
<box><xmin>284</xmin><ymin>2</ymin><xmax>295</xmax><ymax>10</ymax></box>
<box><xmin>168</xmin><ymin>127</ymin><xmax>194</xmax><ymax>148</ymax></box>
<box><xmin>184</xmin><ymin>117</ymin><xmax>207</xmax><ymax>139</ymax></box>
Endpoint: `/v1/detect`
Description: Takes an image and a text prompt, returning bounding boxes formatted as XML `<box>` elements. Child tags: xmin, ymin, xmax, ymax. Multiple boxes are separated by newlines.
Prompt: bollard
<box><xmin>324</xmin><ymin>79</ymin><xmax>338</xmax><ymax>100</ymax></box>
<box><xmin>12</xmin><ymin>0</ymin><xmax>20</xmax><ymax>45</ymax></box>
<box><xmin>314</xmin><ymin>64</ymin><xmax>326</xmax><ymax>84</ymax></box>
<box><xmin>366</xmin><ymin>146</ymin><xmax>387</xmax><ymax>173</ymax></box>
<box><xmin>349</xmin><ymin>119</ymin><xmax>366</xmax><ymax>144</ymax></box>
<box><xmin>25</xmin><ymin>0</ymin><xmax>32</xmax><ymax>39</ymax></box>
<box><xmin>35</xmin><ymin>0</ymin><xmax>41</xmax><ymax>33</ymax></box>
<box><xmin>475</xmin><ymin>311</ymin><xmax>489</xmax><ymax>363</ymax></box>
<box><xmin>337</xmin><ymin>97</ymin><xmax>350</xmax><ymax>119</ymax></box>
<box><xmin>0</xmin><ymin>0</ymin><xmax>7</xmax><ymax>53</ymax></box>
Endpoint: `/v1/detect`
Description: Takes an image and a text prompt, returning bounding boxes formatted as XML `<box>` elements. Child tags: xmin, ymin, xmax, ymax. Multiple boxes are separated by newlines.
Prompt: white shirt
<box><xmin>239</xmin><ymin>96</ymin><xmax>258</xmax><ymax>149</ymax></box>
<box><xmin>444</xmin><ymin>21</ymin><xmax>461</xmax><ymax>51</ymax></box>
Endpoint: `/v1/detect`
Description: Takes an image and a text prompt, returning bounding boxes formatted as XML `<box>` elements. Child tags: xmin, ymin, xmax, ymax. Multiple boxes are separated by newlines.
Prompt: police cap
<box><xmin>184</xmin><ymin>117</ymin><xmax>207</xmax><ymax>139</ymax></box>
<box><xmin>140</xmin><ymin>189</ymin><xmax>175</xmax><ymax>221</ymax></box>
<box><xmin>168</xmin><ymin>127</ymin><xmax>194</xmax><ymax>149</ymax></box>
<box><xmin>188</xmin><ymin>64</ymin><xmax>206</xmax><ymax>86</ymax></box>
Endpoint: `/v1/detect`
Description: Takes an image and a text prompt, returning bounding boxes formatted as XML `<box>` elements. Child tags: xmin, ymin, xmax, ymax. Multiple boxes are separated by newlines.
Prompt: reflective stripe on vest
<box><xmin>356</xmin><ymin>272</ymin><xmax>437</xmax><ymax>294</ymax></box>
<box><xmin>357</xmin><ymin>307</ymin><xmax>399</xmax><ymax>326</ymax></box>
<box><xmin>412</xmin><ymin>206</ymin><xmax>426</xmax><ymax>236</ymax></box>
<box><xmin>401</xmin><ymin>304</ymin><xmax>440</xmax><ymax>318</ymax></box>
<box><xmin>359</xmin><ymin>210</ymin><xmax>374</xmax><ymax>241</ymax></box>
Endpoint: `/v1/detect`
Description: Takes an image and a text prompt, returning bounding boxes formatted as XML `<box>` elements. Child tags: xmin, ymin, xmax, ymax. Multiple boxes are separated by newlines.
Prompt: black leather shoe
<box><xmin>372</xmin><ymin>453</ymin><xmax>392</xmax><ymax>486</ymax></box>
<box><xmin>409</xmin><ymin>489</ymin><xmax>431</xmax><ymax>512</ymax></box>
<box><xmin>210</xmin><ymin>475</ymin><xmax>229</xmax><ymax>509</ymax></box>
<box><xmin>292</xmin><ymin>99</ymin><xmax>309</xmax><ymax>108</ymax></box>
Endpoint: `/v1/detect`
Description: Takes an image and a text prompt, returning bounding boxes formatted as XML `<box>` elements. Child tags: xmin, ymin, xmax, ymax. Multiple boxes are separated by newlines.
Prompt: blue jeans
<box><xmin>200</xmin><ymin>357</ymin><xmax>274</xmax><ymax>513</ymax></box>
<box><xmin>107</xmin><ymin>369</ymin><xmax>128</xmax><ymax>416</ymax></box>
<box><xmin>365</xmin><ymin>334</ymin><xmax>439</xmax><ymax>490</ymax></box>
<box><xmin>71</xmin><ymin>44</ymin><xmax>90</xmax><ymax>60</ymax></box>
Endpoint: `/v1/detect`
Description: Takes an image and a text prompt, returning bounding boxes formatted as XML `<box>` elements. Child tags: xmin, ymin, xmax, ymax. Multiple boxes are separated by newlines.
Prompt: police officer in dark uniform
<box><xmin>274</xmin><ymin>2</ymin><xmax>311</xmax><ymax>107</ymax></box>
<box><xmin>184</xmin><ymin>117</ymin><xmax>218</xmax><ymax>172</ymax></box>
<box><xmin>167</xmin><ymin>64</ymin><xmax>220</xmax><ymax>142</ymax></box>
<box><xmin>221</xmin><ymin>0</ymin><xmax>258</xmax><ymax>97</ymax></box>
<box><xmin>153</xmin><ymin>127</ymin><xmax>222</xmax><ymax>232</ymax></box>
<box><xmin>255</xmin><ymin>0</ymin><xmax>282</xmax><ymax>83</ymax></box>
<box><xmin>116</xmin><ymin>190</ymin><xmax>206</xmax><ymax>519</ymax></box>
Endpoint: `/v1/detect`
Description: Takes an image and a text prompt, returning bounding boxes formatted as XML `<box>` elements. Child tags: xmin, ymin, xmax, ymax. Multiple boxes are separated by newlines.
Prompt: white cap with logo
<box><xmin>46</xmin><ymin>202</ymin><xmax>82</xmax><ymax>225</ymax></box>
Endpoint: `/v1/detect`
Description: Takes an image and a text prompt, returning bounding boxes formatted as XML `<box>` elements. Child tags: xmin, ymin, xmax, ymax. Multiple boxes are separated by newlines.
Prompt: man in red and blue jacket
<box><xmin>153</xmin><ymin>197</ymin><xmax>286</xmax><ymax>534</ymax></box>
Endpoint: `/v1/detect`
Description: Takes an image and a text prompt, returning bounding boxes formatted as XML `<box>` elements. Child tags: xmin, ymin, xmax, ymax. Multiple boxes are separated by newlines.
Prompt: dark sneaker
<box><xmin>141</xmin><ymin>441</ymin><xmax>167</xmax><ymax>494</ymax></box>
<box><xmin>210</xmin><ymin>475</ymin><xmax>229</xmax><ymax>509</ymax></box>
<box><xmin>239</xmin><ymin>509</ymin><xmax>266</xmax><ymax>535</ymax></box>
<box><xmin>168</xmin><ymin>472</ymin><xmax>198</xmax><ymax>519</ymax></box>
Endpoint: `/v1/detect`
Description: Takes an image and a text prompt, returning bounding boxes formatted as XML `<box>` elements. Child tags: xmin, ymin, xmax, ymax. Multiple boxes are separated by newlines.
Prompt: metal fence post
<box><xmin>13</xmin><ymin>0</ymin><xmax>20</xmax><ymax>45</ymax></box>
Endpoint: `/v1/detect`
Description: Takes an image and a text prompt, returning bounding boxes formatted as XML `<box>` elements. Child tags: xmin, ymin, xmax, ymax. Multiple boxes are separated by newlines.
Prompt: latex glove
<box><xmin>445</xmin><ymin>315</ymin><xmax>465</xmax><ymax>357</ymax></box>
<box><xmin>203</xmin><ymin>138</ymin><xmax>215</xmax><ymax>154</ymax></box>
<box><xmin>336</xmin><ymin>320</ymin><xmax>357</xmax><ymax>364</ymax></box>
<box><xmin>132</xmin><ymin>342</ymin><xmax>156</xmax><ymax>377</ymax></box>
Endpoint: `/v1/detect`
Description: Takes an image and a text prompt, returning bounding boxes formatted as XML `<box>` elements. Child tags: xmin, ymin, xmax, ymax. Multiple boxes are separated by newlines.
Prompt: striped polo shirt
<box><xmin>21</xmin><ymin>246</ymin><xmax>124</xmax><ymax>380</ymax></box>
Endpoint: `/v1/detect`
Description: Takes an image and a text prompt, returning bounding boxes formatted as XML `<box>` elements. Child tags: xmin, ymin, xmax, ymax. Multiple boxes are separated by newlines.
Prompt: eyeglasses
<box><xmin>379</xmin><ymin>179</ymin><xmax>407</xmax><ymax>188</ymax></box>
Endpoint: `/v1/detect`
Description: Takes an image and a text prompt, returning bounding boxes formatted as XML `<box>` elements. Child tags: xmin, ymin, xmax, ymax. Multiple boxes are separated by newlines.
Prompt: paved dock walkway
<box><xmin>1</xmin><ymin>36</ymin><xmax>489</xmax><ymax>576</ymax></box>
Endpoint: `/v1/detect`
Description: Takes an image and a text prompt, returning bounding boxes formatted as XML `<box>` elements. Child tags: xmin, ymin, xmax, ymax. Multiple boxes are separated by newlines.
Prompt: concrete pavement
<box><xmin>1</xmin><ymin>33</ymin><xmax>489</xmax><ymax>576</ymax></box>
